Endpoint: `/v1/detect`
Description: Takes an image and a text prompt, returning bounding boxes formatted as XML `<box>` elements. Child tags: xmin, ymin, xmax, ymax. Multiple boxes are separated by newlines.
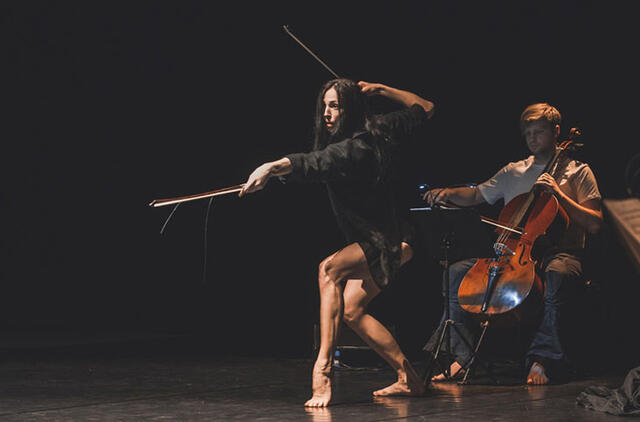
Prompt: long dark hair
<box><xmin>312</xmin><ymin>79</ymin><xmax>368</xmax><ymax>151</ymax></box>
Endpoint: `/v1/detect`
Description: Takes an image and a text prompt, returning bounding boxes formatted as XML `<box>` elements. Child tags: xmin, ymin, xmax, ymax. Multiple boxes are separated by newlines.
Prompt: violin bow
<box><xmin>149</xmin><ymin>26</ymin><xmax>345</xmax><ymax>284</ymax></box>
<box><xmin>282</xmin><ymin>25</ymin><xmax>341</xmax><ymax>79</ymax></box>
<box><xmin>149</xmin><ymin>25</ymin><xmax>336</xmax><ymax>212</ymax></box>
<box><xmin>148</xmin><ymin>184</ymin><xmax>245</xmax><ymax>208</ymax></box>
<box><xmin>150</xmin><ymin>184</ymin><xmax>244</xmax><ymax>238</ymax></box>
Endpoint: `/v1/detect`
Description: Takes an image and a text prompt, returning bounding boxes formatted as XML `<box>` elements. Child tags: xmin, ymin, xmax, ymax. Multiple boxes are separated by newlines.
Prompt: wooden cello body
<box><xmin>458</xmin><ymin>136</ymin><xmax>579</xmax><ymax>327</ymax></box>
<box><xmin>459</xmin><ymin>191</ymin><xmax>569</xmax><ymax>326</ymax></box>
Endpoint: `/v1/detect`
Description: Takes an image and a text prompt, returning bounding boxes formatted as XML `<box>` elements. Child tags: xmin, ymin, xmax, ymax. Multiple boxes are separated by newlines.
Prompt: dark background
<box><xmin>3</xmin><ymin>2</ymin><xmax>638</xmax><ymax>367</ymax></box>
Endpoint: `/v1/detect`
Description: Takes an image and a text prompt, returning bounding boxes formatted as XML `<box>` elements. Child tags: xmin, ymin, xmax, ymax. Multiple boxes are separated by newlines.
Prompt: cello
<box><xmin>458</xmin><ymin>128</ymin><xmax>583</xmax><ymax>327</ymax></box>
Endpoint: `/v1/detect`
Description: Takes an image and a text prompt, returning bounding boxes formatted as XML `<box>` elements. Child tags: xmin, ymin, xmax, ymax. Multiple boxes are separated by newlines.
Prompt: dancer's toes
<box><xmin>431</xmin><ymin>372</ymin><xmax>446</xmax><ymax>381</ymax></box>
<box><xmin>304</xmin><ymin>395</ymin><xmax>331</xmax><ymax>407</ymax></box>
<box><xmin>374</xmin><ymin>361</ymin><xmax>425</xmax><ymax>397</ymax></box>
<box><xmin>305</xmin><ymin>366</ymin><xmax>333</xmax><ymax>407</ymax></box>
<box><xmin>373</xmin><ymin>381</ymin><xmax>410</xmax><ymax>396</ymax></box>
<box><xmin>373</xmin><ymin>380</ymin><xmax>425</xmax><ymax>397</ymax></box>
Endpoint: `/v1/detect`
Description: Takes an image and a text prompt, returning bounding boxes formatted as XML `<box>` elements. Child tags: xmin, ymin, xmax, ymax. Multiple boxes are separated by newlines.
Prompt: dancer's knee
<box><xmin>342</xmin><ymin>305</ymin><xmax>364</xmax><ymax>325</ymax></box>
<box><xmin>318</xmin><ymin>258</ymin><xmax>340</xmax><ymax>289</ymax></box>
<box><xmin>322</xmin><ymin>259</ymin><xmax>345</xmax><ymax>286</ymax></box>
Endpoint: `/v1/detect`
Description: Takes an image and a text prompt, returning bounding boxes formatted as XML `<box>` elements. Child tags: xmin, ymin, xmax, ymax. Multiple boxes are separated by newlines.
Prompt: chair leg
<box><xmin>422</xmin><ymin>319</ymin><xmax>455</xmax><ymax>382</ymax></box>
<box><xmin>459</xmin><ymin>321</ymin><xmax>497</xmax><ymax>385</ymax></box>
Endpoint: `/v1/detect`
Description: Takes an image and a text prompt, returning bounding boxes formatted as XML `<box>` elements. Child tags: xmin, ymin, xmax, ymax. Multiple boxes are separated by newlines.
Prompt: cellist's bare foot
<box><xmin>373</xmin><ymin>360</ymin><xmax>425</xmax><ymax>397</ymax></box>
<box><xmin>526</xmin><ymin>362</ymin><xmax>549</xmax><ymax>385</ymax></box>
<box><xmin>431</xmin><ymin>361</ymin><xmax>463</xmax><ymax>382</ymax></box>
<box><xmin>305</xmin><ymin>360</ymin><xmax>333</xmax><ymax>407</ymax></box>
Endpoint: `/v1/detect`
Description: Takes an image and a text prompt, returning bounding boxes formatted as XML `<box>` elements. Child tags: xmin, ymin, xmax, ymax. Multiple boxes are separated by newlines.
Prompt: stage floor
<box><xmin>0</xmin><ymin>334</ymin><xmax>627</xmax><ymax>421</ymax></box>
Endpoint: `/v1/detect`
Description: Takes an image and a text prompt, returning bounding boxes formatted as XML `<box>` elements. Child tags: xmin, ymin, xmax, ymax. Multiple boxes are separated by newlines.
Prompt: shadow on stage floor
<box><xmin>0</xmin><ymin>331</ymin><xmax>631</xmax><ymax>421</ymax></box>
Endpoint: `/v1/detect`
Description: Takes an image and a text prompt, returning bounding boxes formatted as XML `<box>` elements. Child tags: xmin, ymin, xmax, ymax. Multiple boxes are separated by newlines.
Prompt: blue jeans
<box><xmin>432</xmin><ymin>252</ymin><xmax>584</xmax><ymax>368</ymax></box>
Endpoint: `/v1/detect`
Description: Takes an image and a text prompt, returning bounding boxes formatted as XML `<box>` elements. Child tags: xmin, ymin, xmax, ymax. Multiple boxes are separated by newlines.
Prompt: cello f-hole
<box><xmin>518</xmin><ymin>242</ymin><xmax>528</xmax><ymax>266</ymax></box>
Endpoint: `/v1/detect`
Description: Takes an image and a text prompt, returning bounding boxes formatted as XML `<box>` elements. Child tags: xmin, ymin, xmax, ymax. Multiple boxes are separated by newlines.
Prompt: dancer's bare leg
<box><xmin>305</xmin><ymin>242</ymin><xmax>422</xmax><ymax>406</ymax></box>
<box><xmin>305</xmin><ymin>253</ymin><xmax>345</xmax><ymax>408</ymax></box>
<box><xmin>342</xmin><ymin>243</ymin><xmax>425</xmax><ymax>397</ymax></box>
<box><xmin>343</xmin><ymin>279</ymin><xmax>424</xmax><ymax>396</ymax></box>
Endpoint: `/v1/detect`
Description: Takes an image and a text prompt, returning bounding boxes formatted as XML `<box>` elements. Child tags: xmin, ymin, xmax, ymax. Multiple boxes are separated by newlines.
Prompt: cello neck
<box><xmin>541</xmin><ymin>140</ymin><xmax>572</xmax><ymax>182</ymax></box>
<box><xmin>501</xmin><ymin>139</ymin><xmax>575</xmax><ymax>235</ymax></box>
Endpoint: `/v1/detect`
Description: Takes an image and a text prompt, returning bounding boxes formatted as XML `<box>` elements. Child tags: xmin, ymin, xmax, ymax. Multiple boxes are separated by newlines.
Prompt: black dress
<box><xmin>285</xmin><ymin>104</ymin><xmax>429</xmax><ymax>288</ymax></box>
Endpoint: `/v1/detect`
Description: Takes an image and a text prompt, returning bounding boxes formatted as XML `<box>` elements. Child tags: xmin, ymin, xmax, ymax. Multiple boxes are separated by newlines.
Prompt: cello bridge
<box><xmin>493</xmin><ymin>242</ymin><xmax>516</xmax><ymax>256</ymax></box>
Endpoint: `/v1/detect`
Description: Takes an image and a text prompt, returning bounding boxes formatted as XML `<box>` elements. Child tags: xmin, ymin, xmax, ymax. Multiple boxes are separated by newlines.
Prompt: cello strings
<box><xmin>495</xmin><ymin>140</ymin><xmax>572</xmax><ymax>247</ymax></box>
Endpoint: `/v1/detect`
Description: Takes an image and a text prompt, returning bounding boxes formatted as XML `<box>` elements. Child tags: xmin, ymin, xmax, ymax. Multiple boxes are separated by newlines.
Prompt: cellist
<box><xmin>423</xmin><ymin>103</ymin><xmax>602</xmax><ymax>385</ymax></box>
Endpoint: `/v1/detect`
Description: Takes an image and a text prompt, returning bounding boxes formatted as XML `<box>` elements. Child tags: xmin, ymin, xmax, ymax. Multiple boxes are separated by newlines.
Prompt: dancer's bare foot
<box><xmin>431</xmin><ymin>361</ymin><xmax>463</xmax><ymax>381</ymax></box>
<box><xmin>526</xmin><ymin>362</ymin><xmax>549</xmax><ymax>385</ymax></box>
<box><xmin>305</xmin><ymin>360</ymin><xmax>333</xmax><ymax>407</ymax></box>
<box><xmin>373</xmin><ymin>360</ymin><xmax>425</xmax><ymax>397</ymax></box>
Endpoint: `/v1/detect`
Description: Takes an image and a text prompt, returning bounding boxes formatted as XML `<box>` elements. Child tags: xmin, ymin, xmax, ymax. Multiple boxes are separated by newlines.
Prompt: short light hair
<box><xmin>520</xmin><ymin>103</ymin><xmax>561</xmax><ymax>134</ymax></box>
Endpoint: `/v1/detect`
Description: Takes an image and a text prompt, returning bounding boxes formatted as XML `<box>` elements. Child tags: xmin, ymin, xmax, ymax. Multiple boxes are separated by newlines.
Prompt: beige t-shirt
<box><xmin>477</xmin><ymin>155</ymin><xmax>601</xmax><ymax>250</ymax></box>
